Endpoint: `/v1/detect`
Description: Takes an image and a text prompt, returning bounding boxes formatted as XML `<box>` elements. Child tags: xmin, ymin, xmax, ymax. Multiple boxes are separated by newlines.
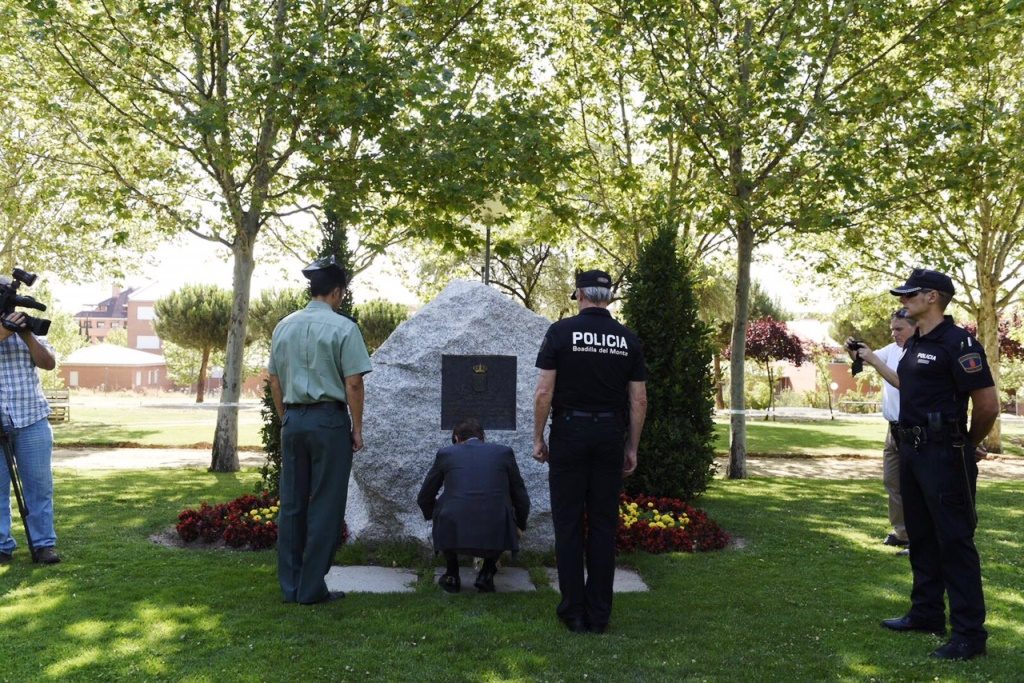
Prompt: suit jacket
<box><xmin>416</xmin><ymin>438</ymin><xmax>530</xmax><ymax>553</ymax></box>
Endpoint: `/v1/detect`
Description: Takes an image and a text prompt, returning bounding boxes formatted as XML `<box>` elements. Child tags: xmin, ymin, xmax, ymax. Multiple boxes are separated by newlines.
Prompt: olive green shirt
<box><xmin>268</xmin><ymin>301</ymin><xmax>372</xmax><ymax>405</ymax></box>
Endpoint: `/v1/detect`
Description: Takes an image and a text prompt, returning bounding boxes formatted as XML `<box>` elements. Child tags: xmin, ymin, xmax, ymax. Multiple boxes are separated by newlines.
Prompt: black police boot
<box><xmin>930</xmin><ymin>639</ymin><xmax>986</xmax><ymax>661</ymax></box>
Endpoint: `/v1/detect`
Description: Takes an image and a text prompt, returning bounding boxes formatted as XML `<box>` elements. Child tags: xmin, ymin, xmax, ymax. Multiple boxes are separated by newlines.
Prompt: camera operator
<box><xmin>845</xmin><ymin>309</ymin><xmax>917</xmax><ymax>554</ymax></box>
<box><xmin>0</xmin><ymin>277</ymin><xmax>60</xmax><ymax>565</ymax></box>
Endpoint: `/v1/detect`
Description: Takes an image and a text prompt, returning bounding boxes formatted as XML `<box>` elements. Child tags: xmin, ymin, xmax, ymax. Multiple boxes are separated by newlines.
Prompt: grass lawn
<box><xmin>51</xmin><ymin>399</ymin><xmax>264</xmax><ymax>449</ymax></box>
<box><xmin>2</xmin><ymin>470</ymin><xmax>1021</xmax><ymax>681</ymax></box>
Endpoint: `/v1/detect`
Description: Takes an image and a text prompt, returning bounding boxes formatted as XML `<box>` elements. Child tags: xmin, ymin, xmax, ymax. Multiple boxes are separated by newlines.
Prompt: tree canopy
<box><xmin>22</xmin><ymin>0</ymin><xmax>566</xmax><ymax>469</ymax></box>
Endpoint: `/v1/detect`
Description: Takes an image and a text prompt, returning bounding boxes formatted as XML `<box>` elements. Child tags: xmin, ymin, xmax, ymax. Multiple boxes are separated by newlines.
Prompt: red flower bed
<box><xmin>616</xmin><ymin>493</ymin><xmax>729</xmax><ymax>554</ymax></box>
<box><xmin>176</xmin><ymin>492</ymin><xmax>280</xmax><ymax>550</ymax></box>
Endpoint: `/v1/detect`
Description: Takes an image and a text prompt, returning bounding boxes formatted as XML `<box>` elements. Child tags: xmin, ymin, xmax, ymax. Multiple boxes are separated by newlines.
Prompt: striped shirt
<box><xmin>0</xmin><ymin>333</ymin><xmax>53</xmax><ymax>428</ymax></box>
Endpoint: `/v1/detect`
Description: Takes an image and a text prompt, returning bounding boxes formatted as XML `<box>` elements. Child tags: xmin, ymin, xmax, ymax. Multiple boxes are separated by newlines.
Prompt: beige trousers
<box><xmin>883</xmin><ymin>424</ymin><xmax>907</xmax><ymax>541</ymax></box>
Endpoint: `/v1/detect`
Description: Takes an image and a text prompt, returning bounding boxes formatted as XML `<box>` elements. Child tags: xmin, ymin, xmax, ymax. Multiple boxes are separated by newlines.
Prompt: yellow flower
<box><xmin>253</xmin><ymin>514</ymin><xmax>262</xmax><ymax>521</ymax></box>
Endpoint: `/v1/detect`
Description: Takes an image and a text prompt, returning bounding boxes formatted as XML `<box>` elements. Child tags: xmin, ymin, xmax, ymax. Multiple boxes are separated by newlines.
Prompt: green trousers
<box><xmin>278</xmin><ymin>402</ymin><xmax>353</xmax><ymax>604</ymax></box>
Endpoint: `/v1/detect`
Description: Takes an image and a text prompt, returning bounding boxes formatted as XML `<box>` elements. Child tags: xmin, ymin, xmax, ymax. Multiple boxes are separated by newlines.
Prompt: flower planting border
<box><xmin>617</xmin><ymin>493</ymin><xmax>730</xmax><ymax>554</ymax></box>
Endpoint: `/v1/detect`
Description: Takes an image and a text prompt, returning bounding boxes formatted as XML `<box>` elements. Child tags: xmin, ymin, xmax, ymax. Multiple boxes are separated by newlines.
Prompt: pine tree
<box><xmin>621</xmin><ymin>227</ymin><xmax>716</xmax><ymax>501</ymax></box>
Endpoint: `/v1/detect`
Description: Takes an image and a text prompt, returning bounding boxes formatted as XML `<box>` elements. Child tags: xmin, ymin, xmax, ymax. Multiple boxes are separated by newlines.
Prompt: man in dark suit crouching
<box><xmin>417</xmin><ymin>418</ymin><xmax>530</xmax><ymax>593</ymax></box>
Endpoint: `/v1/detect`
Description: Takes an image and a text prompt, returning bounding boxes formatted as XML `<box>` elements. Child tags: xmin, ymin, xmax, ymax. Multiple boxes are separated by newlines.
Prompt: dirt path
<box><xmin>713</xmin><ymin>455</ymin><xmax>1024</xmax><ymax>480</ymax></box>
<box><xmin>50</xmin><ymin>446</ymin><xmax>1024</xmax><ymax>480</ymax></box>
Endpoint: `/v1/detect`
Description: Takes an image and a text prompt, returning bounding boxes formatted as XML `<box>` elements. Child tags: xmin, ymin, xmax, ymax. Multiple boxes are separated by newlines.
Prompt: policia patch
<box><xmin>959</xmin><ymin>352</ymin><xmax>984</xmax><ymax>373</ymax></box>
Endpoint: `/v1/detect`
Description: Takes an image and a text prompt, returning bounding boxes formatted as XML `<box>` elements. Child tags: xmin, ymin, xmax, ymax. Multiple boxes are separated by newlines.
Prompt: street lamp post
<box><xmin>479</xmin><ymin>196</ymin><xmax>506</xmax><ymax>287</ymax></box>
<box><xmin>483</xmin><ymin>224</ymin><xmax>491</xmax><ymax>286</ymax></box>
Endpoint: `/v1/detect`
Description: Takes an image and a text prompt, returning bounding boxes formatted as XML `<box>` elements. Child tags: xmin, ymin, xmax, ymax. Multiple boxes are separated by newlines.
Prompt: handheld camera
<box><xmin>0</xmin><ymin>268</ymin><xmax>51</xmax><ymax>336</ymax></box>
<box><xmin>845</xmin><ymin>339</ymin><xmax>865</xmax><ymax>376</ymax></box>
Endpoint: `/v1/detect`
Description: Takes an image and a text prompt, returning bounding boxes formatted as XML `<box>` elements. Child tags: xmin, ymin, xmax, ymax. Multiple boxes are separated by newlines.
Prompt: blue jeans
<box><xmin>1</xmin><ymin>417</ymin><xmax>57</xmax><ymax>553</ymax></box>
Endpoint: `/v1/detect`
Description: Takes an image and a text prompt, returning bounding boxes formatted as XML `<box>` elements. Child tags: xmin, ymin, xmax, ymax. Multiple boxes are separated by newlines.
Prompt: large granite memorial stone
<box><xmin>345</xmin><ymin>280</ymin><xmax>557</xmax><ymax>551</ymax></box>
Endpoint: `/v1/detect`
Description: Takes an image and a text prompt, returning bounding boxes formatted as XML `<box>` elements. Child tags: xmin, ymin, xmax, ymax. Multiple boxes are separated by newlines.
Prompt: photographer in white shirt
<box><xmin>846</xmin><ymin>308</ymin><xmax>917</xmax><ymax>552</ymax></box>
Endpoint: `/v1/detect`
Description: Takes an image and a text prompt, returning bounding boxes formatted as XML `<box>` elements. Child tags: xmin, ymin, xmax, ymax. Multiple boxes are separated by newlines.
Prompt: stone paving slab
<box><xmin>432</xmin><ymin>567</ymin><xmax>536</xmax><ymax>592</ymax></box>
<box><xmin>545</xmin><ymin>567</ymin><xmax>649</xmax><ymax>593</ymax></box>
<box><xmin>321</xmin><ymin>565</ymin><xmax>647</xmax><ymax>593</ymax></box>
<box><xmin>325</xmin><ymin>566</ymin><xmax>418</xmax><ymax>593</ymax></box>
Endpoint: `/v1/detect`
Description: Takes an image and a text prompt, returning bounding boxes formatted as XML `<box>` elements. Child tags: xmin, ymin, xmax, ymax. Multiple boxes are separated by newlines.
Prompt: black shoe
<box><xmin>883</xmin><ymin>533</ymin><xmax>910</xmax><ymax>547</ymax></box>
<box><xmin>33</xmin><ymin>547</ymin><xmax>61</xmax><ymax>565</ymax></box>
<box><xmin>439</xmin><ymin>573</ymin><xmax>461</xmax><ymax>594</ymax></box>
<box><xmin>474</xmin><ymin>569</ymin><xmax>496</xmax><ymax>593</ymax></box>
<box><xmin>0</xmin><ymin>551</ymin><xmax>11</xmax><ymax>565</ymax></box>
<box><xmin>896</xmin><ymin>548</ymin><xmax>910</xmax><ymax>557</ymax></box>
<box><xmin>931</xmin><ymin>639</ymin><xmax>986</xmax><ymax>661</ymax></box>
<box><xmin>589</xmin><ymin>622</ymin><xmax>609</xmax><ymax>634</ymax></box>
<box><xmin>881</xmin><ymin>615</ymin><xmax>946</xmax><ymax>636</ymax></box>
<box><xmin>302</xmin><ymin>590</ymin><xmax>345</xmax><ymax>605</ymax></box>
<box><xmin>560</xmin><ymin>617</ymin><xmax>590</xmax><ymax>634</ymax></box>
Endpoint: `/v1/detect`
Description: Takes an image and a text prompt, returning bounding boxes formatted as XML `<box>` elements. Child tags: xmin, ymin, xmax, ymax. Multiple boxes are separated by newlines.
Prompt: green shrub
<box><xmin>353</xmin><ymin>299</ymin><xmax>409</xmax><ymax>353</ymax></box>
<box><xmin>621</xmin><ymin>227</ymin><xmax>716</xmax><ymax>501</ymax></box>
<box><xmin>257</xmin><ymin>377</ymin><xmax>281</xmax><ymax>495</ymax></box>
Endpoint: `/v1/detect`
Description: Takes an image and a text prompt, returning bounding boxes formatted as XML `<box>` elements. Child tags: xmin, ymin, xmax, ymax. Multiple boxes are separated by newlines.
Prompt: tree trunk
<box><xmin>211</xmin><ymin>225</ymin><xmax>257</xmax><ymax>472</ymax></box>
<box><xmin>196</xmin><ymin>347</ymin><xmax>210</xmax><ymax>404</ymax></box>
<box><xmin>728</xmin><ymin>222</ymin><xmax>755</xmax><ymax>479</ymax></box>
<box><xmin>765</xmin><ymin>364</ymin><xmax>774</xmax><ymax>421</ymax></box>
<box><xmin>727</xmin><ymin>17</ymin><xmax>754</xmax><ymax>479</ymax></box>
<box><xmin>976</xmin><ymin>287</ymin><xmax>1002</xmax><ymax>452</ymax></box>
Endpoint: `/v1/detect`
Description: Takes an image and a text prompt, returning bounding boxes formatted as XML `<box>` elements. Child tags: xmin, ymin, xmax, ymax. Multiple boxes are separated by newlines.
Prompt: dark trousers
<box><xmin>898</xmin><ymin>437</ymin><xmax>986</xmax><ymax>643</ymax></box>
<box><xmin>548</xmin><ymin>414</ymin><xmax>625</xmax><ymax>627</ymax></box>
<box><xmin>278</xmin><ymin>403</ymin><xmax>353</xmax><ymax>604</ymax></box>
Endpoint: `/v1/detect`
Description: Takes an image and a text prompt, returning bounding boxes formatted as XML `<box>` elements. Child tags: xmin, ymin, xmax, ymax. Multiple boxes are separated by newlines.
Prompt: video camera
<box><xmin>0</xmin><ymin>268</ymin><xmax>51</xmax><ymax>336</ymax></box>
<box><xmin>845</xmin><ymin>339</ymin><xmax>865</xmax><ymax>376</ymax></box>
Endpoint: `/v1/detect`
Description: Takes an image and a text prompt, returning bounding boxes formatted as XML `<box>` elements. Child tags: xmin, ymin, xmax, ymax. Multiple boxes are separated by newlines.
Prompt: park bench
<box><xmin>46</xmin><ymin>390</ymin><xmax>70</xmax><ymax>423</ymax></box>
<box><xmin>838</xmin><ymin>399</ymin><xmax>880</xmax><ymax>414</ymax></box>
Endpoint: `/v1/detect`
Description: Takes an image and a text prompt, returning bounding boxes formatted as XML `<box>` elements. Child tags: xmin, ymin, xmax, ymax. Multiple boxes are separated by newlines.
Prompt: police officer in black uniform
<box><xmin>876</xmin><ymin>268</ymin><xmax>998</xmax><ymax>661</ymax></box>
<box><xmin>533</xmin><ymin>269</ymin><xmax>647</xmax><ymax>634</ymax></box>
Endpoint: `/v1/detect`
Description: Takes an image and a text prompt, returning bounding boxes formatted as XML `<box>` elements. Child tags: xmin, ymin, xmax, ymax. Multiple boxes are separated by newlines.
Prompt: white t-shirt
<box><xmin>875</xmin><ymin>342</ymin><xmax>905</xmax><ymax>423</ymax></box>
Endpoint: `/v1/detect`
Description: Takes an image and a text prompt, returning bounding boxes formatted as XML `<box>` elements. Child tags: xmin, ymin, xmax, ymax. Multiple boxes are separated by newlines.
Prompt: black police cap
<box><xmin>570</xmin><ymin>269</ymin><xmax>613</xmax><ymax>300</ymax></box>
<box><xmin>890</xmin><ymin>268</ymin><xmax>955</xmax><ymax>297</ymax></box>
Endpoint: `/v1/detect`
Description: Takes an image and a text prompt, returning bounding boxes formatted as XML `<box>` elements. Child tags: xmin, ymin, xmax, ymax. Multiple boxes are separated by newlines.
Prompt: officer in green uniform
<box><xmin>268</xmin><ymin>256</ymin><xmax>372</xmax><ymax>605</ymax></box>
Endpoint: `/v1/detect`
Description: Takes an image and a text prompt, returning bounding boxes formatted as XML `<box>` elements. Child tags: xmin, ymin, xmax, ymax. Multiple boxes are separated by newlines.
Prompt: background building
<box><xmin>73</xmin><ymin>286</ymin><xmax>135</xmax><ymax>344</ymax></box>
<box><xmin>60</xmin><ymin>344</ymin><xmax>171</xmax><ymax>391</ymax></box>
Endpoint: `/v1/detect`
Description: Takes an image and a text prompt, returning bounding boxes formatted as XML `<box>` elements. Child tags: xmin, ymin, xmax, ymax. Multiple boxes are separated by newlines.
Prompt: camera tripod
<box><xmin>0</xmin><ymin>418</ymin><xmax>38</xmax><ymax>562</ymax></box>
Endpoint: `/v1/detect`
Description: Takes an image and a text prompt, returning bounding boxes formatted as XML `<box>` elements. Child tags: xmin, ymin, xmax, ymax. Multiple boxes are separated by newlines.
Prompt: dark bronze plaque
<box><xmin>441</xmin><ymin>355</ymin><xmax>517</xmax><ymax>430</ymax></box>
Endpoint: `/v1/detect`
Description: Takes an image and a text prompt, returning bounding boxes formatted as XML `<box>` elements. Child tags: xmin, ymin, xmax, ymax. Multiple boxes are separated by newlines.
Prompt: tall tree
<box><xmin>543</xmin><ymin>2</ymin><xmax>730</xmax><ymax>280</ymax></box>
<box><xmin>154</xmin><ymin>284</ymin><xmax>232</xmax><ymax>404</ymax></box>
<box><xmin>0</xmin><ymin>9</ymin><xmax>156</xmax><ymax>279</ymax></box>
<box><xmin>25</xmin><ymin>0</ymin><xmax>563</xmax><ymax>470</ymax></box>
<box><xmin>793</xmin><ymin>7</ymin><xmax>1024</xmax><ymax>450</ymax></box>
<box><xmin>603</xmin><ymin>0</ymin><xmax>979</xmax><ymax>477</ymax></box>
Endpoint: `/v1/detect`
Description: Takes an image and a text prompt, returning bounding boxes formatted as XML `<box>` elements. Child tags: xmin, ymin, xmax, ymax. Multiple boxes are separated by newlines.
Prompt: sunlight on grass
<box><xmin>46</xmin><ymin>647</ymin><xmax>104</xmax><ymax>678</ymax></box>
<box><xmin>65</xmin><ymin>619</ymin><xmax>112</xmax><ymax>641</ymax></box>
<box><xmin>0</xmin><ymin>583</ymin><xmax>67</xmax><ymax>625</ymax></box>
<box><xmin>987</xmin><ymin>612</ymin><xmax>1024</xmax><ymax>640</ymax></box>
<box><xmin>3</xmin><ymin>471</ymin><xmax>1022</xmax><ymax>680</ymax></box>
